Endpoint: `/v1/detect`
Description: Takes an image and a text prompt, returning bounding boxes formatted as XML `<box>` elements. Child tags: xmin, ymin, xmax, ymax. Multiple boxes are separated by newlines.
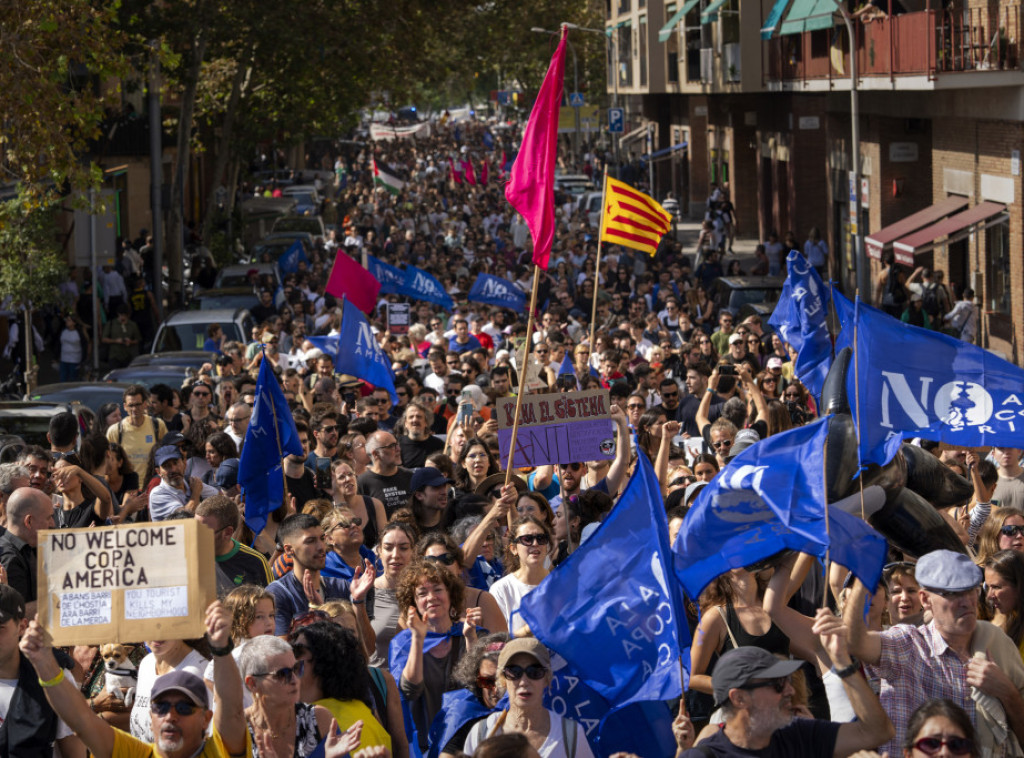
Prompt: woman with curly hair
<box><xmin>416</xmin><ymin>532</ymin><xmax>507</xmax><ymax>633</ymax></box>
<box><xmin>488</xmin><ymin>517</ymin><xmax>555</xmax><ymax>634</ymax></box>
<box><xmin>453</xmin><ymin>437</ymin><xmax>498</xmax><ymax>498</ymax></box>
<box><xmin>975</xmin><ymin>506</ymin><xmax>1024</xmax><ymax>565</ymax></box>
<box><xmin>390</xmin><ymin>560</ymin><xmax>473</xmax><ymax>753</ymax></box>
<box><xmin>202</xmin><ymin>584</ymin><xmax>274</xmax><ymax>708</ymax></box>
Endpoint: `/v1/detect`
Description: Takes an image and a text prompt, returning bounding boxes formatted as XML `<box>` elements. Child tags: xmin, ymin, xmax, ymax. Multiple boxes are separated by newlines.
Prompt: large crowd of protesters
<box><xmin>0</xmin><ymin>119</ymin><xmax>1019</xmax><ymax>758</ymax></box>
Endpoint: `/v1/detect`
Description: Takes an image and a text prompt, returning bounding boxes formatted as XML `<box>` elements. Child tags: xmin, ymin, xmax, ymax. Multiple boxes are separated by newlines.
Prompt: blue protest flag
<box><xmin>277</xmin><ymin>239</ymin><xmax>309</xmax><ymax>275</ymax></box>
<box><xmin>401</xmin><ymin>264</ymin><xmax>454</xmax><ymax>311</ymax></box>
<box><xmin>467</xmin><ymin>273</ymin><xmax>526</xmax><ymax>312</ymax></box>
<box><xmin>673</xmin><ymin>416</ymin><xmax>832</xmax><ymax>599</ymax></box>
<box><xmin>335</xmin><ymin>299</ymin><xmax>399</xmax><ymax>405</ymax></box>
<box><xmin>768</xmin><ymin>250</ymin><xmax>832</xmax><ymax>402</ymax></box>
<box><xmin>558</xmin><ymin>352</ymin><xmax>576</xmax><ymax>378</ymax></box>
<box><xmin>519</xmin><ymin>451</ymin><xmax>690</xmax><ymax>710</ymax></box>
<box><xmin>238</xmin><ymin>353</ymin><xmax>304</xmax><ymax>534</ymax></box>
<box><xmin>597</xmin><ymin>701</ymin><xmax>678</xmax><ymax>758</ymax></box>
<box><xmin>482</xmin><ymin>129</ymin><xmax>495</xmax><ymax>150</ymax></box>
<box><xmin>304</xmin><ymin>335</ymin><xmax>339</xmax><ymax>361</ymax></box>
<box><xmin>366</xmin><ymin>254</ymin><xmax>407</xmax><ymax>295</ymax></box>
<box><xmin>826</xmin><ymin>508</ymin><xmax>889</xmax><ymax>593</ymax></box>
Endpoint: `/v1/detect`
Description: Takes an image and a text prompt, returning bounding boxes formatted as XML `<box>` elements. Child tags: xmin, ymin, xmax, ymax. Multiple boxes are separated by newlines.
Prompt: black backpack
<box><xmin>921</xmin><ymin>283</ymin><xmax>941</xmax><ymax>317</ymax></box>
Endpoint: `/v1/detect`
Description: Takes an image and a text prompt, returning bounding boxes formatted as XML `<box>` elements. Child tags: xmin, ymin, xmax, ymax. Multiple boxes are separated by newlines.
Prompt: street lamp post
<box><xmin>565</xmin><ymin>22</ymin><xmax>620</xmax><ymax>177</ymax></box>
<box><xmin>531</xmin><ymin>28</ymin><xmax>580</xmax><ymax>169</ymax></box>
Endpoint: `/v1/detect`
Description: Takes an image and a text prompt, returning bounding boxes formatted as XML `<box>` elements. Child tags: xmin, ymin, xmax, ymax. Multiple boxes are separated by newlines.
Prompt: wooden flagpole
<box><xmin>852</xmin><ymin>291</ymin><xmax>866</xmax><ymax>521</ymax></box>
<box><xmin>588</xmin><ymin>167</ymin><xmax>610</xmax><ymax>356</ymax></box>
<box><xmin>821</xmin><ymin>434</ymin><xmax>832</xmax><ymax>609</ymax></box>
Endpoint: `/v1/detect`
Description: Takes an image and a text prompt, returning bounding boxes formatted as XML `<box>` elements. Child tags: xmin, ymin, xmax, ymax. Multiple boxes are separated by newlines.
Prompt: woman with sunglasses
<box><xmin>239</xmin><ymin>635</ymin><xmax>334</xmax><ymax>757</ymax></box>
<box><xmin>321</xmin><ymin>508</ymin><xmax>377</xmax><ymax>583</ymax></box>
<box><xmin>371</xmin><ymin>522</ymin><xmax>418</xmax><ymax>669</ymax></box>
<box><xmin>463</xmin><ymin>637</ymin><xmax>595</xmax><ymax>758</ymax></box>
<box><xmin>337</xmin><ymin>433</ymin><xmax>371</xmax><ymax>479</ymax></box>
<box><xmin>290</xmin><ymin>621</ymin><xmax>397</xmax><ymax>755</ymax></box>
<box><xmin>453</xmin><ymin>438</ymin><xmax>498</xmax><ymax>499</ymax></box>
<box><xmin>975</xmin><ymin>507</ymin><xmax>1024</xmax><ymax>564</ymax></box>
<box><xmin>755</xmin><ymin>370</ymin><xmax>781</xmax><ymax>401</ymax></box>
<box><xmin>489</xmin><ymin>517</ymin><xmax>555</xmax><ymax>634</ymax></box>
<box><xmin>982</xmin><ymin>550</ymin><xmax>1024</xmax><ymax>657</ymax></box>
<box><xmin>902</xmin><ymin>699</ymin><xmax>979</xmax><ymax>758</ymax></box>
<box><xmin>416</xmin><ymin>532</ymin><xmax>507</xmax><ymax>634</ymax></box>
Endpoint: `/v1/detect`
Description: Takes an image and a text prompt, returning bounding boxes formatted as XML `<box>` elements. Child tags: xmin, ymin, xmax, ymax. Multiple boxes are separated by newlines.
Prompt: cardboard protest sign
<box><xmin>386</xmin><ymin>302</ymin><xmax>410</xmax><ymax>335</ymax></box>
<box><xmin>38</xmin><ymin>520</ymin><xmax>217</xmax><ymax>645</ymax></box>
<box><xmin>497</xmin><ymin>389</ymin><xmax>615</xmax><ymax>467</ymax></box>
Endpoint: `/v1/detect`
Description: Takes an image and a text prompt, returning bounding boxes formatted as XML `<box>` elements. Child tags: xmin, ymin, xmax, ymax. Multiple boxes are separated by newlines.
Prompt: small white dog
<box><xmin>100</xmin><ymin>643</ymin><xmax>138</xmax><ymax>707</ymax></box>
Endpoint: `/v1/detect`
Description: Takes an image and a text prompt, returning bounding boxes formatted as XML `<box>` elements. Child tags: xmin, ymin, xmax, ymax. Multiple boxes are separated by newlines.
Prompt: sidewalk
<box><xmin>670</xmin><ymin>218</ymin><xmax>762</xmax><ymax>269</ymax></box>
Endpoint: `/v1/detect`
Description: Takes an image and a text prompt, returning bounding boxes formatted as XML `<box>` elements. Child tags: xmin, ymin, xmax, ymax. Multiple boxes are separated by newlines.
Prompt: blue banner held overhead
<box><xmin>403</xmin><ymin>264</ymin><xmax>454</xmax><ymax>311</ymax></box>
<box><xmin>366</xmin><ymin>254</ymin><xmax>407</xmax><ymax>296</ymax></box>
<box><xmin>467</xmin><ymin>273</ymin><xmax>526</xmax><ymax>312</ymax></box>
<box><xmin>277</xmin><ymin>239</ymin><xmax>309</xmax><ymax>275</ymax></box>
<box><xmin>335</xmin><ymin>299</ymin><xmax>399</xmax><ymax>405</ymax></box>
<box><xmin>238</xmin><ymin>353</ymin><xmax>305</xmax><ymax>534</ymax></box>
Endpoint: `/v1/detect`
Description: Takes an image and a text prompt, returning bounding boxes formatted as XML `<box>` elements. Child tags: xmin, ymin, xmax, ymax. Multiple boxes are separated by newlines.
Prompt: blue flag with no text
<box><xmin>833</xmin><ymin>293</ymin><xmax>1024</xmax><ymax>466</ymax></box>
<box><xmin>673</xmin><ymin>416</ymin><xmax>832</xmax><ymax>598</ymax></box>
<box><xmin>335</xmin><ymin>299</ymin><xmax>399</xmax><ymax>405</ymax></box>
<box><xmin>305</xmin><ymin>335</ymin><xmax>339</xmax><ymax>361</ymax></box>
<box><xmin>826</xmin><ymin>507</ymin><xmax>889</xmax><ymax>593</ymax></box>
<box><xmin>768</xmin><ymin>250</ymin><xmax>832</xmax><ymax>402</ymax></box>
<box><xmin>238</xmin><ymin>353</ymin><xmax>304</xmax><ymax>534</ymax></box>
<box><xmin>366</xmin><ymin>254</ymin><xmax>407</xmax><ymax>296</ymax></box>
<box><xmin>519</xmin><ymin>450</ymin><xmax>690</xmax><ymax>710</ymax></box>
<box><xmin>277</xmin><ymin>240</ymin><xmax>309</xmax><ymax>275</ymax></box>
<box><xmin>402</xmin><ymin>264</ymin><xmax>454</xmax><ymax>311</ymax></box>
<box><xmin>467</xmin><ymin>273</ymin><xmax>526</xmax><ymax>312</ymax></box>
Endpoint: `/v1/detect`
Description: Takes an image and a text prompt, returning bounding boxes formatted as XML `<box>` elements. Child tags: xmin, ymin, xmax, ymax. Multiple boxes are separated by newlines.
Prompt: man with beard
<box><xmin>681</xmin><ymin>625</ymin><xmax>892</xmax><ymax>757</ymax></box>
<box><xmin>397</xmin><ymin>401</ymin><xmax>444</xmax><ymax>468</ymax></box>
<box><xmin>148</xmin><ymin>446</ymin><xmax>218</xmax><ymax>521</ymax></box>
<box><xmin>265</xmin><ymin>513</ymin><xmax>375</xmax><ymax>638</ymax></box>
<box><xmin>408</xmin><ymin>467</ymin><xmax>452</xmax><ymax>532</ymax></box>
<box><xmin>306</xmin><ymin>406</ymin><xmax>343</xmax><ymax>490</ymax></box>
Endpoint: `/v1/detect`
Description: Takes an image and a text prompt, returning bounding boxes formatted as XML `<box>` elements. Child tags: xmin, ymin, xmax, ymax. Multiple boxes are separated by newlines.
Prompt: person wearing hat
<box><xmin>148</xmin><ymin>445</ymin><xmax>218</xmax><ymax>521</ymax></box>
<box><xmin>409</xmin><ymin>467</ymin><xmax>454</xmax><ymax>533</ymax></box>
<box><xmin>463</xmin><ymin>637</ymin><xmax>595</xmax><ymax>758</ymax></box>
<box><xmin>846</xmin><ymin>549</ymin><xmax>1024</xmax><ymax>756</ymax></box>
<box><xmin>683</xmin><ymin>624</ymin><xmax>892</xmax><ymax>757</ymax></box>
<box><xmin>19</xmin><ymin>600</ymin><xmax>251</xmax><ymax>758</ymax></box>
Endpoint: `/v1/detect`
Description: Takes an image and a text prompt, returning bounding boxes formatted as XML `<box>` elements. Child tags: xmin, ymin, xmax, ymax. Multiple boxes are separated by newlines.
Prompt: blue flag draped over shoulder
<box><xmin>833</xmin><ymin>293</ymin><xmax>1024</xmax><ymax>466</ymax></box>
<box><xmin>467</xmin><ymin>273</ymin><xmax>526</xmax><ymax>312</ymax></box>
<box><xmin>768</xmin><ymin>250</ymin><xmax>832</xmax><ymax>402</ymax></box>
<box><xmin>673</xmin><ymin>416</ymin><xmax>832</xmax><ymax>598</ymax></box>
<box><xmin>238</xmin><ymin>353</ymin><xmax>304</xmax><ymax>534</ymax></box>
<box><xmin>277</xmin><ymin>240</ymin><xmax>309</xmax><ymax>275</ymax></box>
<box><xmin>335</xmin><ymin>299</ymin><xmax>399</xmax><ymax>405</ymax></box>
<box><xmin>366</xmin><ymin>254</ymin><xmax>407</xmax><ymax>295</ymax></box>
<box><xmin>403</xmin><ymin>265</ymin><xmax>454</xmax><ymax>311</ymax></box>
<box><xmin>519</xmin><ymin>450</ymin><xmax>690</xmax><ymax>710</ymax></box>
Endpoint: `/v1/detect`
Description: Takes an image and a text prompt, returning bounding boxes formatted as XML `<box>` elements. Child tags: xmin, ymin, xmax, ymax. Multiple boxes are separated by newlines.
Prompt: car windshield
<box><xmin>156</xmin><ymin>321</ymin><xmax>241</xmax><ymax>352</ymax></box>
<box><xmin>0</xmin><ymin>415</ymin><xmax>54</xmax><ymax>447</ymax></box>
<box><xmin>728</xmin><ymin>288</ymin><xmax>781</xmax><ymax>311</ymax></box>
<box><xmin>216</xmin><ymin>274</ymin><xmax>255</xmax><ymax>287</ymax></box>
<box><xmin>196</xmin><ymin>294</ymin><xmax>256</xmax><ymax>311</ymax></box>
<box><xmin>289</xmin><ymin>193</ymin><xmax>315</xmax><ymax>206</ymax></box>
<box><xmin>273</xmin><ymin>218</ymin><xmax>322</xmax><ymax>234</ymax></box>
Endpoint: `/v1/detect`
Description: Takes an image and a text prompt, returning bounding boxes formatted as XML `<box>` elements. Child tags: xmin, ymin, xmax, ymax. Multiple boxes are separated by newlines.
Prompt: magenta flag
<box><xmin>462</xmin><ymin>160</ymin><xmax>477</xmax><ymax>185</ymax></box>
<box><xmin>480</xmin><ymin>161</ymin><xmax>489</xmax><ymax>185</ymax></box>
<box><xmin>505</xmin><ymin>31</ymin><xmax>566</xmax><ymax>270</ymax></box>
<box><xmin>448</xmin><ymin>157</ymin><xmax>462</xmax><ymax>184</ymax></box>
<box><xmin>325</xmin><ymin>251</ymin><xmax>381</xmax><ymax>315</ymax></box>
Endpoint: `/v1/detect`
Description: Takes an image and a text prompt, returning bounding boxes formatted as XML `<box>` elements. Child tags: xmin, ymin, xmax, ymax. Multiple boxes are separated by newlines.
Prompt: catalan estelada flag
<box><xmin>599</xmin><ymin>176</ymin><xmax>672</xmax><ymax>256</ymax></box>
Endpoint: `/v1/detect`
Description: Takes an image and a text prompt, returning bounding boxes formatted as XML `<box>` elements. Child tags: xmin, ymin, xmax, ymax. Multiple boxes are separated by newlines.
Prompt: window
<box><xmin>639</xmin><ymin>15</ymin><xmax>648</xmax><ymax>86</ymax></box>
<box><xmin>618</xmin><ymin>25</ymin><xmax>633</xmax><ymax>86</ymax></box>
<box><xmin>618</xmin><ymin>0</ymin><xmax>630</xmax><ymax>13</ymax></box>
<box><xmin>986</xmin><ymin>223</ymin><xmax>1011</xmax><ymax>315</ymax></box>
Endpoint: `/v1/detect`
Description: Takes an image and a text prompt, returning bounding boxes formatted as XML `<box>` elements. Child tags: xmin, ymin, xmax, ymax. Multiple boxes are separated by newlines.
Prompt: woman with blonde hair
<box><xmin>975</xmin><ymin>506</ymin><xmax>1024</xmax><ymax>565</ymax></box>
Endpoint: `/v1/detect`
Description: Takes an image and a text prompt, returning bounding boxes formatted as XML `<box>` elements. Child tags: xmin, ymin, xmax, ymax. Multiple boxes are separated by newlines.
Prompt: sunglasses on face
<box><xmin>425</xmin><ymin>553</ymin><xmax>457</xmax><ymax>566</ymax></box>
<box><xmin>319</xmin><ymin>425</ymin><xmax>338</xmax><ymax>433</ymax></box>
<box><xmin>151</xmin><ymin>700</ymin><xmax>201</xmax><ymax>717</ymax></box>
<box><xmin>503</xmin><ymin>663</ymin><xmax>548</xmax><ymax>681</ymax></box>
<box><xmin>515</xmin><ymin>533</ymin><xmax>551</xmax><ymax>547</ymax></box>
<box><xmin>486</xmin><ymin>487</ymin><xmax>503</xmax><ymax>499</ymax></box>
<box><xmin>626</xmin><ymin>403</ymin><xmax>645</xmax><ymax>410</ymax></box>
<box><xmin>1000</xmin><ymin>524</ymin><xmax>1024</xmax><ymax>537</ymax></box>
<box><xmin>333</xmin><ymin>517</ymin><xmax>363</xmax><ymax>530</ymax></box>
<box><xmin>662</xmin><ymin>391</ymin><xmax>679</xmax><ymax>399</ymax></box>
<box><xmin>477</xmin><ymin>674</ymin><xmax>497</xmax><ymax>690</ymax></box>
<box><xmin>559</xmin><ymin>463</ymin><xmax>582</xmax><ymax>472</ymax></box>
<box><xmin>253</xmin><ymin>660</ymin><xmax>305</xmax><ymax>683</ymax></box>
<box><xmin>712</xmin><ymin>439</ymin><xmax>733</xmax><ymax>449</ymax></box>
<box><xmin>913</xmin><ymin>737</ymin><xmax>974</xmax><ymax>756</ymax></box>
<box><xmin>738</xmin><ymin>676</ymin><xmax>788</xmax><ymax>694</ymax></box>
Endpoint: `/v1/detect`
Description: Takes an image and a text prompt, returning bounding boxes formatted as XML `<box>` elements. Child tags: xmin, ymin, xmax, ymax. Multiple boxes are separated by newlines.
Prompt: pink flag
<box><xmin>480</xmin><ymin>161</ymin><xmax>489</xmax><ymax>185</ymax></box>
<box><xmin>462</xmin><ymin>160</ymin><xmax>477</xmax><ymax>185</ymax></box>
<box><xmin>505</xmin><ymin>31</ymin><xmax>566</xmax><ymax>270</ymax></box>
<box><xmin>325</xmin><ymin>251</ymin><xmax>381</xmax><ymax>315</ymax></box>
<box><xmin>448</xmin><ymin>157</ymin><xmax>462</xmax><ymax>184</ymax></box>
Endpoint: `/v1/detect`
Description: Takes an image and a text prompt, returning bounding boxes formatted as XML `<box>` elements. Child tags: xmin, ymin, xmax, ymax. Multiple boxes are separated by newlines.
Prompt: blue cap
<box><xmin>214</xmin><ymin>458</ymin><xmax>240</xmax><ymax>489</ymax></box>
<box><xmin>916</xmin><ymin>549</ymin><xmax>983</xmax><ymax>593</ymax></box>
<box><xmin>154</xmin><ymin>445</ymin><xmax>183</xmax><ymax>468</ymax></box>
<box><xmin>410</xmin><ymin>467</ymin><xmax>452</xmax><ymax>492</ymax></box>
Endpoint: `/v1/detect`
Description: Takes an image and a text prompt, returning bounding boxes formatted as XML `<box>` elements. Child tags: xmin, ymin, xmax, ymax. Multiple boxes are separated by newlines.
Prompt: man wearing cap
<box><xmin>846</xmin><ymin>549</ymin><xmax>1024</xmax><ymax>756</ymax></box>
<box><xmin>20</xmin><ymin>600</ymin><xmax>249</xmax><ymax>758</ymax></box>
<box><xmin>149</xmin><ymin>446</ymin><xmax>218</xmax><ymax>521</ymax></box>
<box><xmin>196</xmin><ymin>495</ymin><xmax>271</xmax><ymax>589</ymax></box>
<box><xmin>683</xmin><ymin>614</ymin><xmax>893</xmax><ymax>757</ymax></box>
<box><xmin>106</xmin><ymin>385</ymin><xmax>166</xmax><ymax>481</ymax></box>
<box><xmin>409</xmin><ymin>468</ymin><xmax>453</xmax><ymax>532</ymax></box>
<box><xmin>359</xmin><ymin>431</ymin><xmax>413</xmax><ymax>518</ymax></box>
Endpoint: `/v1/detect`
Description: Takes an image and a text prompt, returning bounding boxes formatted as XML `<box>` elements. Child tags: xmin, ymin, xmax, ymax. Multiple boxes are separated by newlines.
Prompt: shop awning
<box><xmin>701</xmin><ymin>0</ymin><xmax>729</xmax><ymax>23</ymax></box>
<box><xmin>658</xmin><ymin>0</ymin><xmax>701</xmax><ymax>42</ymax></box>
<box><xmin>865</xmin><ymin>196</ymin><xmax>969</xmax><ymax>260</ymax></box>
<box><xmin>642</xmin><ymin>142</ymin><xmax>688</xmax><ymax>162</ymax></box>
<box><xmin>778</xmin><ymin>0</ymin><xmax>839</xmax><ymax>36</ymax></box>
<box><xmin>892</xmin><ymin>201</ymin><xmax>1007</xmax><ymax>264</ymax></box>
<box><xmin>761</xmin><ymin>0</ymin><xmax>794</xmax><ymax>39</ymax></box>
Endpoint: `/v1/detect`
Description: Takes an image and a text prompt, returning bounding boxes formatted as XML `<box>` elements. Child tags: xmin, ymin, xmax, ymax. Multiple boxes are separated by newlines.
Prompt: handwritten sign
<box><xmin>38</xmin><ymin>520</ymin><xmax>216</xmax><ymax>645</ymax></box>
<box><xmin>497</xmin><ymin>389</ymin><xmax>616</xmax><ymax>467</ymax></box>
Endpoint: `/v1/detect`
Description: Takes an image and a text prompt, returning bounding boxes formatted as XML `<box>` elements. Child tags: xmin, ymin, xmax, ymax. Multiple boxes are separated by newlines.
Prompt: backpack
<box><xmin>921</xmin><ymin>283</ymin><xmax>941</xmax><ymax>317</ymax></box>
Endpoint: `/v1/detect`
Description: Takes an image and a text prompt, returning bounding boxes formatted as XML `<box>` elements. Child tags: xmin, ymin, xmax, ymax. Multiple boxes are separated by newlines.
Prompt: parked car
<box><xmin>0</xmin><ymin>401</ymin><xmax>77</xmax><ymax>448</ymax></box>
<box><xmin>281</xmin><ymin>185</ymin><xmax>323</xmax><ymax>215</ymax></box>
<box><xmin>710</xmin><ymin>276</ymin><xmax>785</xmax><ymax>319</ymax></box>
<box><xmin>150</xmin><ymin>308</ymin><xmax>254</xmax><ymax>354</ymax></box>
<box><xmin>272</xmin><ymin>215</ymin><xmax>326</xmax><ymax>243</ymax></box>
<box><xmin>129</xmin><ymin>352</ymin><xmax>218</xmax><ymax>370</ymax></box>
<box><xmin>104</xmin><ymin>364</ymin><xmax>197</xmax><ymax>389</ymax></box>
<box><xmin>189</xmin><ymin>286</ymin><xmax>259</xmax><ymax>312</ymax></box>
<box><xmin>578</xmin><ymin>191</ymin><xmax>603</xmax><ymax>228</ymax></box>
<box><xmin>554</xmin><ymin>174</ymin><xmax>595</xmax><ymax>197</ymax></box>
<box><xmin>28</xmin><ymin>382</ymin><xmax>133</xmax><ymax>418</ymax></box>
<box><xmin>261</xmin><ymin>231</ymin><xmax>315</xmax><ymax>254</ymax></box>
<box><xmin>214</xmin><ymin>263</ymin><xmax>281</xmax><ymax>289</ymax></box>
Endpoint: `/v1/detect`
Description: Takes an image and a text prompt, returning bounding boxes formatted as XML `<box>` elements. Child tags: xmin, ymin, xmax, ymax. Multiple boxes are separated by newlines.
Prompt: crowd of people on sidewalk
<box><xmin>0</xmin><ymin>118</ymin><xmax>1019</xmax><ymax>758</ymax></box>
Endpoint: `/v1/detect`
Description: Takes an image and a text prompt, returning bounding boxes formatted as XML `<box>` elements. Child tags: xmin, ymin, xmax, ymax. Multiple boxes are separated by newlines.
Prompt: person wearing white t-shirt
<box><xmin>129</xmin><ymin>639</ymin><xmax>209</xmax><ymax>743</ymax></box>
<box><xmin>488</xmin><ymin>518</ymin><xmax>553</xmax><ymax>634</ymax></box>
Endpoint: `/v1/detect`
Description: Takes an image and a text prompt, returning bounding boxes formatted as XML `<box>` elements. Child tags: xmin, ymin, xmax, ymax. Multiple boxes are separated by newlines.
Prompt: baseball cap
<box><xmin>160</xmin><ymin>432</ymin><xmax>186</xmax><ymax>447</ymax></box>
<box><xmin>497</xmin><ymin>637</ymin><xmax>551</xmax><ymax>671</ymax></box>
<box><xmin>684</xmin><ymin>480</ymin><xmax>707</xmax><ymax>506</ymax></box>
<box><xmin>726</xmin><ymin>429</ymin><xmax>761</xmax><ymax>461</ymax></box>
<box><xmin>712</xmin><ymin>647</ymin><xmax>802</xmax><ymax>708</ymax></box>
<box><xmin>766</xmin><ymin>357</ymin><xmax>783</xmax><ymax>370</ymax></box>
<box><xmin>150</xmin><ymin>670</ymin><xmax>209</xmax><ymax>710</ymax></box>
<box><xmin>0</xmin><ymin>585</ymin><xmax>26</xmax><ymax>624</ymax></box>
<box><xmin>154</xmin><ymin>445</ymin><xmax>183</xmax><ymax>468</ymax></box>
<box><xmin>410</xmin><ymin>467</ymin><xmax>453</xmax><ymax>492</ymax></box>
<box><xmin>728</xmin><ymin>334</ymin><xmax>743</xmax><ymax>345</ymax></box>
<box><xmin>214</xmin><ymin>458</ymin><xmax>240</xmax><ymax>489</ymax></box>
<box><xmin>915</xmin><ymin>549</ymin><xmax>983</xmax><ymax>593</ymax></box>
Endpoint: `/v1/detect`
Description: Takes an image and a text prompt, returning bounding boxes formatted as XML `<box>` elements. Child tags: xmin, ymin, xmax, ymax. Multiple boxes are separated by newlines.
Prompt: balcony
<box><xmin>767</xmin><ymin>9</ymin><xmax>1022</xmax><ymax>84</ymax></box>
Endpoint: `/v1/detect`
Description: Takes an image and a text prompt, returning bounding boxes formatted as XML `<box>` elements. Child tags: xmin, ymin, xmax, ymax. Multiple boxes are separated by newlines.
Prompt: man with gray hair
<box><xmin>357</xmin><ymin>431</ymin><xmax>413</xmax><ymax>517</ymax></box>
<box><xmin>0</xmin><ymin>463</ymin><xmax>30</xmax><ymax>530</ymax></box>
<box><xmin>0</xmin><ymin>487</ymin><xmax>55</xmax><ymax>616</ymax></box>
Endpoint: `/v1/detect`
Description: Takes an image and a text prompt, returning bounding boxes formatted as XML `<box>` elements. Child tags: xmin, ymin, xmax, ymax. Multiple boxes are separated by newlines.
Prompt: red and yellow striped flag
<box><xmin>599</xmin><ymin>176</ymin><xmax>672</xmax><ymax>256</ymax></box>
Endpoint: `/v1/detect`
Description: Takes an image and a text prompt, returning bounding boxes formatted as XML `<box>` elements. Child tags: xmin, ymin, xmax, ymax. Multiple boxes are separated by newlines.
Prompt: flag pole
<box><xmin>821</xmin><ymin>430</ymin><xmax>832</xmax><ymax>610</ymax></box>
<box><xmin>852</xmin><ymin>292</ymin><xmax>866</xmax><ymax>521</ymax></box>
<box><xmin>503</xmin><ymin>266</ymin><xmax>542</xmax><ymax>529</ymax></box>
<box><xmin>588</xmin><ymin>167</ymin><xmax>610</xmax><ymax>354</ymax></box>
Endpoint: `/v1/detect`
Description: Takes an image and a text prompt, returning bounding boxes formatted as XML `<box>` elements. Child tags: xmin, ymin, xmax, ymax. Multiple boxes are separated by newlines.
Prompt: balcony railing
<box><xmin>767</xmin><ymin>9</ymin><xmax>1022</xmax><ymax>83</ymax></box>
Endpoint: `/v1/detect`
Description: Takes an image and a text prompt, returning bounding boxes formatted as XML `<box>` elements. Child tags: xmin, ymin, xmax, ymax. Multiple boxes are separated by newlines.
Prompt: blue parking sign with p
<box><xmin>608</xmin><ymin>107</ymin><xmax>624</xmax><ymax>133</ymax></box>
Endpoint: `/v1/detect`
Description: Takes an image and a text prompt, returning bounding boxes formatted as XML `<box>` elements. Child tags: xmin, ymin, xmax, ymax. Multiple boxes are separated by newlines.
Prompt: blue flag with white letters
<box><xmin>402</xmin><ymin>264</ymin><xmax>454</xmax><ymax>311</ymax></box>
<box><xmin>768</xmin><ymin>250</ymin><xmax>832</xmax><ymax>402</ymax></box>
<box><xmin>519</xmin><ymin>450</ymin><xmax>690</xmax><ymax>710</ymax></box>
<box><xmin>834</xmin><ymin>292</ymin><xmax>1024</xmax><ymax>467</ymax></box>
<box><xmin>673</xmin><ymin>416</ymin><xmax>832</xmax><ymax>598</ymax></box>
<box><xmin>335</xmin><ymin>299</ymin><xmax>399</xmax><ymax>405</ymax></box>
<box><xmin>366</xmin><ymin>254</ymin><xmax>407</xmax><ymax>296</ymax></box>
<box><xmin>238</xmin><ymin>353</ymin><xmax>304</xmax><ymax>535</ymax></box>
<box><xmin>467</xmin><ymin>273</ymin><xmax>526</xmax><ymax>312</ymax></box>
<box><xmin>277</xmin><ymin>239</ymin><xmax>309</xmax><ymax>275</ymax></box>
